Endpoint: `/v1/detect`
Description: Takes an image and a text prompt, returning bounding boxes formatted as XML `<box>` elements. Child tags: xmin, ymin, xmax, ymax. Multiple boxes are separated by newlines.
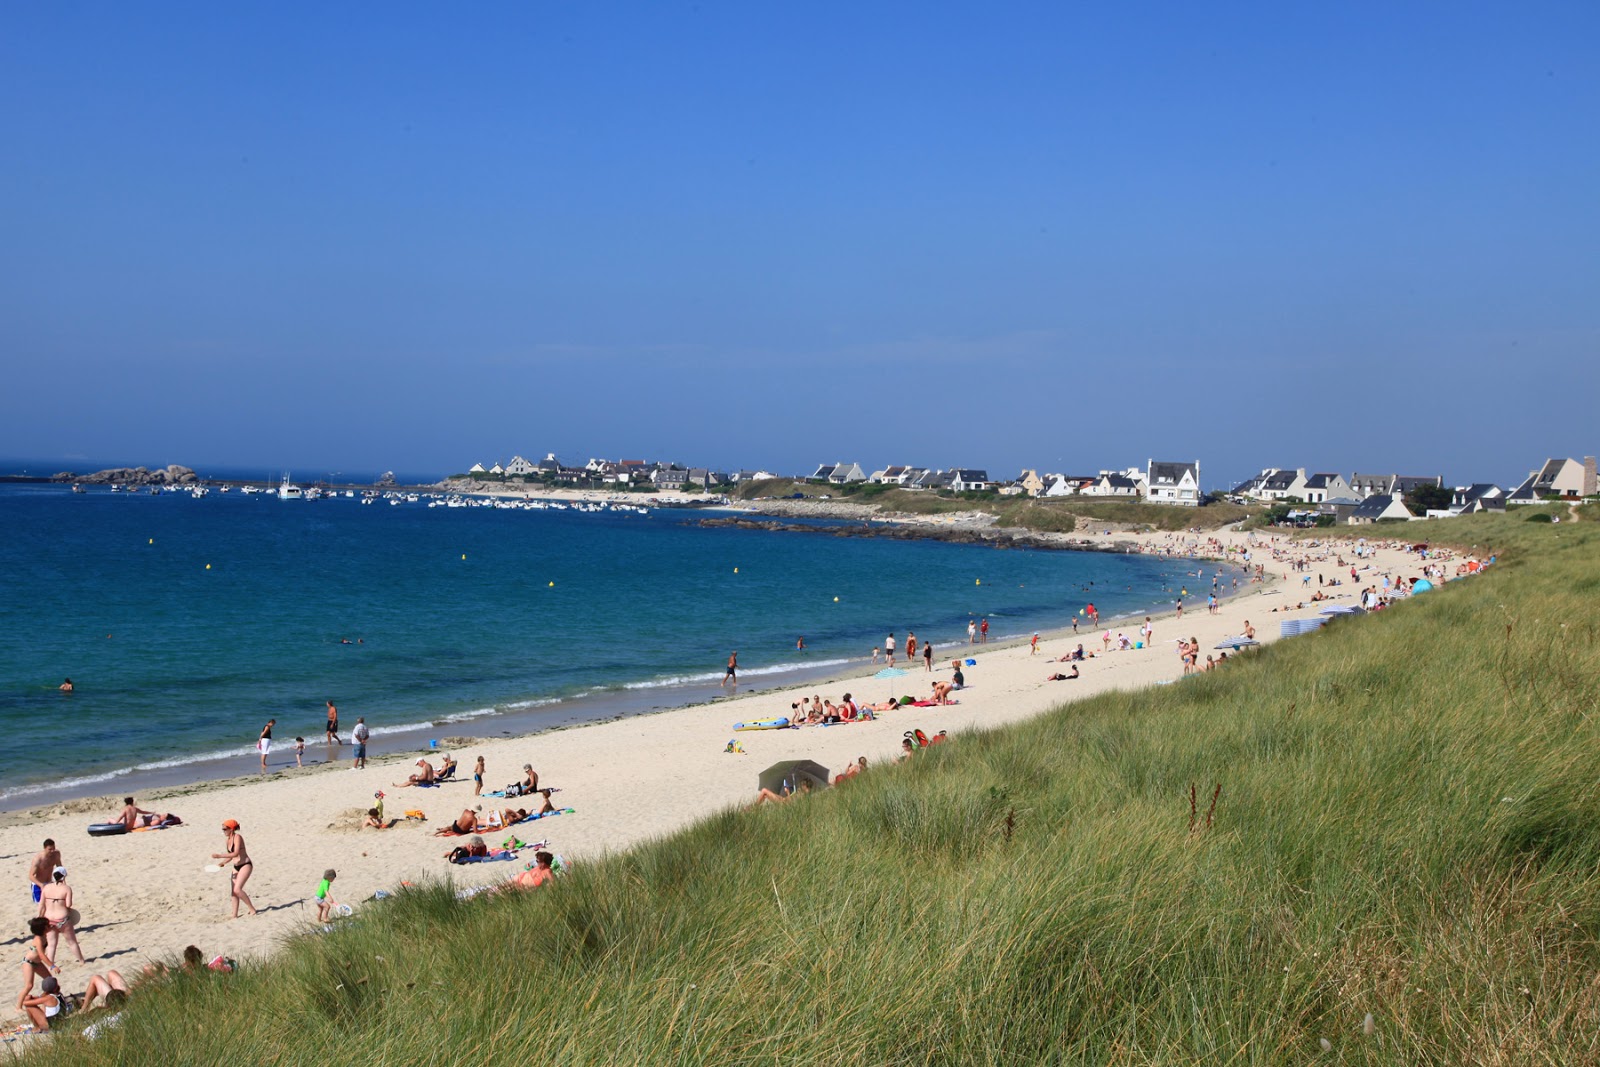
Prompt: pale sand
<box><xmin>3</xmin><ymin>529</ymin><xmax>1458</xmax><ymax>1009</ymax></box>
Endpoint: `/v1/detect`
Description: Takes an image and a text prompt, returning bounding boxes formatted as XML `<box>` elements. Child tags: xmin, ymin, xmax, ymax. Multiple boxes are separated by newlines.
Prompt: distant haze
<box><xmin>3</xmin><ymin>6</ymin><xmax>1595</xmax><ymax>489</ymax></box>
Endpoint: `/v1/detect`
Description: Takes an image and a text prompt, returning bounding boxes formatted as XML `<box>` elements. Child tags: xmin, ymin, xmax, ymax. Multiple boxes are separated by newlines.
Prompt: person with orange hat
<box><xmin>211</xmin><ymin>820</ymin><xmax>256</xmax><ymax>918</ymax></box>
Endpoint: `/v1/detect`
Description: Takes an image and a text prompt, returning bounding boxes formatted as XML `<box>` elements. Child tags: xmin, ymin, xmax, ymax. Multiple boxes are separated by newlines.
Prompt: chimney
<box><xmin>1584</xmin><ymin>456</ymin><xmax>1597</xmax><ymax>498</ymax></box>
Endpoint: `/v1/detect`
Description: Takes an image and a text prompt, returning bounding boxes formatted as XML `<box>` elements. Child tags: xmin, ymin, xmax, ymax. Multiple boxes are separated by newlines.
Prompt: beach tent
<box><xmin>1412</xmin><ymin>579</ymin><xmax>1434</xmax><ymax>593</ymax></box>
<box><xmin>1318</xmin><ymin>605</ymin><xmax>1364</xmax><ymax>616</ymax></box>
<box><xmin>759</xmin><ymin>760</ymin><xmax>830</xmax><ymax>796</ymax></box>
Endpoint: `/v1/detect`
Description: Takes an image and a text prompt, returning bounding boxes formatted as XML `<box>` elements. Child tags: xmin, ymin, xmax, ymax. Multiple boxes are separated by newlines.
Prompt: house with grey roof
<box><xmin>1348</xmin><ymin>494</ymin><xmax>1415</xmax><ymax>524</ymax></box>
<box><xmin>1450</xmin><ymin>483</ymin><xmax>1506</xmax><ymax>514</ymax></box>
<box><xmin>1235</xmin><ymin>468</ymin><xmax>1304</xmax><ymax>501</ymax></box>
<box><xmin>1082</xmin><ymin>470</ymin><xmax>1143</xmax><ymax>498</ymax></box>
<box><xmin>505</xmin><ymin>455</ymin><xmax>536</xmax><ymax>477</ymax></box>
<box><xmin>950</xmin><ymin>469</ymin><xmax>991</xmax><ymax>492</ymax></box>
<box><xmin>1146</xmin><ymin>460</ymin><xmax>1201</xmax><ymax>506</ymax></box>
<box><xmin>1507</xmin><ymin>457</ymin><xmax>1597</xmax><ymax>503</ymax></box>
<box><xmin>1300</xmin><ymin>472</ymin><xmax>1352</xmax><ymax>503</ymax></box>
<box><xmin>652</xmin><ymin>468</ymin><xmax>688</xmax><ymax>490</ymax></box>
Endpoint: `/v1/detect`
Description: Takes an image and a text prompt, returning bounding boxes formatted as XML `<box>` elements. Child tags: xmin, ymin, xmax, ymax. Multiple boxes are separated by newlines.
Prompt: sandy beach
<box><xmin>3</xmin><ymin>526</ymin><xmax>1457</xmax><ymax>1015</ymax></box>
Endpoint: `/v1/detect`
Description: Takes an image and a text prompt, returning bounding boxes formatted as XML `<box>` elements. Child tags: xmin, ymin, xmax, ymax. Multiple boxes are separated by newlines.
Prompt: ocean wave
<box><xmin>619</xmin><ymin>657</ymin><xmax>854</xmax><ymax>690</ymax></box>
<box><xmin>0</xmin><ymin>743</ymin><xmax>259</xmax><ymax>801</ymax></box>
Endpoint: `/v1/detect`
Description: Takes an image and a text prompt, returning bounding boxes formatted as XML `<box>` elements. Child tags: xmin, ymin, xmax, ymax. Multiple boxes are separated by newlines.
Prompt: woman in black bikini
<box><xmin>211</xmin><ymin>819</ymin><xmax>257</xmax><ymax>918</ymax></box>
<box><xmin>17</xmin><ymin>916</ymin><xmax>55</xmax><ymax>1013</ymax></box>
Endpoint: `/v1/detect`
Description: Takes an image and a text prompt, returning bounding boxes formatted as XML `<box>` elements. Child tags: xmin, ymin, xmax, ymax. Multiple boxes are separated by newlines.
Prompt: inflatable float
<box><xmin>733</xmin><ymin>717</ymin><xmax>791</xmax><ymax>731</ymax></box>
<box><xmin>87</xmin><ymin>823</ymin><xmax>128</xmax><ymax>837</ymax></box>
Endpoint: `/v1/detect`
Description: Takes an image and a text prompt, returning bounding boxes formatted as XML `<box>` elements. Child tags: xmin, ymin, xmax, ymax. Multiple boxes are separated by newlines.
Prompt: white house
<box><xmin>870</xmin><ymin>465</ymin><xmax>917</xmax><ymax>485</ymax></box>
<box><xmin>950</xmin><ymin>469</ymin><xmax>991</xmax><ymax>492</ymax></box>
<box><xmin>488</xmin><ymin>463</ymin><xmax>505</xmax><ymax>476</ymax></box>
<box><xmin>1082</xmin><ymin>470</ymin><xmax>1143</xmax><ymax>498</ymax></box>
<box><xmin>1145</xmin><ymin>460</ymin><xmax>1201</xmax><ymax>506</ymax></box>
<box><xmin>1300</xmin><ymin>473</ymin><xmax>1351</xmax><ymax>503</ymax></box>
<box><xmin>468</xmin><ymin>462</ymin><xmax>486</xmax><ymax>474</ymax></box>
<box><xmin>505</xmin><ymin>455</ymin><xmax>536</xmax><ymax>477</ymax></box>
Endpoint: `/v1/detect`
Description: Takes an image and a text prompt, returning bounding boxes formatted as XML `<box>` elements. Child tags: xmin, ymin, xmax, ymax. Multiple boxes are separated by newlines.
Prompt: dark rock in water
<box><xmin>72</xmin><ymin>465</ymin><xmax>199</xmax><ymax>486</ymax></box>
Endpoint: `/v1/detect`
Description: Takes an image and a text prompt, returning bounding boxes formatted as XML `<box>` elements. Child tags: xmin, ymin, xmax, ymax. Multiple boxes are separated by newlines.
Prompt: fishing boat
<box><xmin>277</xmin><ymin>474</ymin><xmax>303</xmax><ymax>501</ymax></box>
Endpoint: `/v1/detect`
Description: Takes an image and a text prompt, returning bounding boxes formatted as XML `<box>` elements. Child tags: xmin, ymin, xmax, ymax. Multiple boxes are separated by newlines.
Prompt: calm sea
<box><xmin>0</xmin><ymin>484</ymin><xmax>1216</xmax><ymax>807</ymax></box>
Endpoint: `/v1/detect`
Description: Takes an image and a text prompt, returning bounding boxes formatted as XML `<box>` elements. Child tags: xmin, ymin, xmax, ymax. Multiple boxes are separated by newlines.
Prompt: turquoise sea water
<box><xmin>0</xmin><ymin>484</ymin><xmax>1219</xmax><ymax>806</ymax></box>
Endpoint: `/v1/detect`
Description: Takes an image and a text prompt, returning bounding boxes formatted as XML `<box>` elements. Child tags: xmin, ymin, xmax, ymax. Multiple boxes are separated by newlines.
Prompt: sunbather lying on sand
<box><xmin>434</xmin><ymin>808</ymin><xmax>530</xmax><ymax>836</ymax></box>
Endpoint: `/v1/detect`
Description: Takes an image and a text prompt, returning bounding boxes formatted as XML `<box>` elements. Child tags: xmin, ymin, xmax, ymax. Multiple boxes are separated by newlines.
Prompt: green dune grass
<box><xmin>39</xmin><ymin>513</ymin><xmax>1600</xmax><ymax>1065</ymax></box>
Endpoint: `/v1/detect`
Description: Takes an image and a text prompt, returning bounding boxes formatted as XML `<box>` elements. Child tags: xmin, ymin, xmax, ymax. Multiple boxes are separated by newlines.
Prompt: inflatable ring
<box><xmin>87</xmin><ymin>823</ymin><xmax>128</xmax><ymax>837</ymax></box>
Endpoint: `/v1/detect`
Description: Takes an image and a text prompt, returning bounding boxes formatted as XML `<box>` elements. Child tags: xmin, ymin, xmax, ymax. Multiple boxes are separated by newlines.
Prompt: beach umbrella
<box><xmin>759</xmin><ymin>760</ymin><xmax>830</xmax><ymax>796</ymax></box>
<box><xmin>1215</xmin><ymin>638</ymin><xmax>1260</xmax><ymax>650</ymax></box>
<box><xmin>873</xmin><ymin>666</ymin><xmax>909</xmax><ymax>699</ymax></box>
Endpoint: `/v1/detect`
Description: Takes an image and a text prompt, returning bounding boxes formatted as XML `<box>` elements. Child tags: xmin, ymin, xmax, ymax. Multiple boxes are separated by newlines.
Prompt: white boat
<box><xmin>277</xmin><ymin>474</ymin><xmax>303</xmax><ymax>501</ymax></box>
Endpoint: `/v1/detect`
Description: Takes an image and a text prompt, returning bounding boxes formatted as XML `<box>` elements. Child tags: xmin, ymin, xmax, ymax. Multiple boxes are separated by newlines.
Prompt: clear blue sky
<box><xmin>3</xmin><ymin>3</ymin><xmax>1596</xmax><ymax>488</ymax></box>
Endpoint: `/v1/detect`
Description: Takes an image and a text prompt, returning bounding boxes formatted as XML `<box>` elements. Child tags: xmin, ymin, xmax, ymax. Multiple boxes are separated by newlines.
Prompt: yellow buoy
<box><xmin>833</xmin><ymin>596</ymin><xmax>839</xmax><ymax>602</ymax></box>
<box><xmin>733</xmin><ymin>567</ymin><xmax>738</xmax><ymax>573</ymax></box>
<box><xmin>205</xmin><ymin>563</ymin><xmax>211</xmax><ymax>570</ymax></box>
<box><xmin>461</xmin><ymin>554</ymin><xmax>467</xmax><ymax>560</ymax></box>
<box><xmin>975</xmin><ymin>578</ymin><xmax>981</xmax><ymax>585</ymax></box>
<box><xmin>548</xmin><ymin>581</ymin><xmax>555</xmax><ymax>587</ymax></box>
<box><xmin>148</xmin><ymin>538</ymin><xmax>153</xmax><ymax>545</ymax></box>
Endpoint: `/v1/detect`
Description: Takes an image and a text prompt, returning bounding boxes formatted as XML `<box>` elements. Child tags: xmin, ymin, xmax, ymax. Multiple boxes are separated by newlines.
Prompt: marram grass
<box><xmin>36</xmin><ymin>513</ymin><xmax>1600</xmax><ymax>1065</ymax></box>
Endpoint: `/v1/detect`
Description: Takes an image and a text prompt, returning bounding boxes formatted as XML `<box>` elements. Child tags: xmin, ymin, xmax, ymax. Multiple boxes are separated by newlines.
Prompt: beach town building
<box><xmin>870</xmin><ymin>465</ymin><xmax>918</xmax><ymax>485</ymax></box>
<box><xmin>811</xmin><ymin>463</ymin><xmax>868</xmax><ymax>484</ymax></box>
<box><xmin>729</xmin><ymin>469</ymin><xmax>778</xmax><ymax>484</ymax></box>
<box><xmin>950</xmin><ymin>470</ymin><xmax>991</xmax><ymax>492</ymax></box>
<box><xmin>1347</xmin><ymin>494</ymin><xmax>1416</xmax><ymax>525</ymax></box>
<box><xmin>1300</xmin><ymin>472</ymin><xmax>1353</xmax><ymax>503</ymax></box>
<box><xmin>1081</xmin><ymin>468</ymin><xmax>1145</xmax><ymax>499</ymax></box>
<box><xmin>911</xmin><ymin>470</ymin><xmax>954</xmax><ymax>491</ymax></box>
<box><xmin>1451</xmin><ymin>484</ymin><xmax>1507</xmax><ymax>514</ymax></box>
<box><xmin>652</xmin><ymin>468</ymin><xmax>688</xmax><ymax>490</ymax></box>
<box><xmin>1016</xmin><ymin>470</ymin><xmax>1046</xmax><ymax>496</ymax></box>
<box><xmin>488</xmin><ymin>462</ymin><xmax>505</xmax><ymax>476</ymax></box>
<box><xmin>504</xmin><ymin>455</ymin><xmax>536</xmax><ymax>477</ymax></box>
<box><xmin>1145</xmin><ymin>460</ymin><xmax>1201</xmax><ymax>506</ymax></box>
<box><xmin>468</xmin><ymin>462</ymin><xmax>487</xmax><ymax>474</ymax></box>
<box><xmin>1348</xmin><ymin>473</ymin><xmax>1443</xmax><ymax>499</ymax></box>
<box><xmin>1236</xmin><ymin>468</ymin><xmax>1307</xmax><ymax>502</ymax></box>
<box><xmin>1506</xmin><ymin>457</ymin><xmax>1597</xmax><ymax>503</ymax></box>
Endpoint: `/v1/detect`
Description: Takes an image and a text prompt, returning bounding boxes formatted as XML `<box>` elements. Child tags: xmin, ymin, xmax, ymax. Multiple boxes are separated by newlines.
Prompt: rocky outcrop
<box><xmin>696</xmin><ymin>517</ymin><xmax>1136</xmax><ymax>553</ymax></box>
<box><xmin>61</xmin><ymin>465</ymin><xmax>199</xmax><ymax>486</ymax></box>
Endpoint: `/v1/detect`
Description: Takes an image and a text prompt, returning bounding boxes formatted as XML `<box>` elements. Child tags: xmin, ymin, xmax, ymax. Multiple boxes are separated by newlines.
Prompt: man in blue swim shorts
<box><xmin>29</xmin><ymin>840</ymin><xmax>60</xmax><ymax>904</ymax></box>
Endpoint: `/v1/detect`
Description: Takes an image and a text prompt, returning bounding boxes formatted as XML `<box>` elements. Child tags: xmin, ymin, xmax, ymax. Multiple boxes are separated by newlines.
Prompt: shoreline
<box><xmin>2</xmin><ymin>527</ymin><xmax>1466</xmax><ymax>1023</ymax></box>
<box><xmin>3</xmin><ymin>537</ymin><xmax>1245</xmax><ymax>816</ymax></box>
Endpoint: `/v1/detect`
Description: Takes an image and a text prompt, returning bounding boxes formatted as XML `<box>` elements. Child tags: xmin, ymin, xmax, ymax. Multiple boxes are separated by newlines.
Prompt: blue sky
<box><xmin>3</xmin><ymin>3</ymin><xmax>1596</xmax><ymax>488</ymax></box>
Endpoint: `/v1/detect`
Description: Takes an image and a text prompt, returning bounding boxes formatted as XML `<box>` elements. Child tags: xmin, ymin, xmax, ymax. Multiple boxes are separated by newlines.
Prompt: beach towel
<box><xmin>514</xmin><ymin>807</ymin><xmax>575</xmax><ymax>824</ymax></box>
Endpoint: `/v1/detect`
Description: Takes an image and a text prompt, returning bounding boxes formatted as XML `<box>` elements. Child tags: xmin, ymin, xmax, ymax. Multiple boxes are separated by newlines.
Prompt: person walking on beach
<box><xmin>351</xmin><ymin>716</ymin><xmax>369</xmax><ymax>769</ymax></box>
<box><xmin>325</xmin><ymin>700</ymin><xmax>341</xmax><ymax>745</ymax></box>
<box><xmin>38</xmin><ymin>866</ymin><xmax>86</xmax><ymax>965</ymax></box>
<box><xmin>885</xmin><ymin>633</ymin><xmax>896</xmax><ymax>666</ymax></box>
<box><xmin>1030</xmin><ymin>632</ymin><xmax>1039</xmax><ymax>655</ymax></box>
<box><xmin>980</xmin><ymin>618</ymin><xmax>989</xmax><ymax>644</ymax></box>
<box><xmin>1141</xmin><ymin>617</ymin><xmax>1153</xmax><ymax>648</ymax></box>
<box><xmin>722</xmin><ymin>651</ymin><xmax>738</xmax><ymax>689</ymax></box>
<box><xmin>923</xmin><ymin>642</ymin><xmax>933</xmax><ymax>671</ymax></box>
<box><xmin>29</xmin><ymin>840</ymin><xmax>61</xmax><ymax>906</ymax></box>
<box><xmin>212</xmin><ymin>819</ymin><xmax>257</xmax><ymax>918</ymax></box>
<box><xmin>257</xmin><ymin>719</ymin><xmax>275</xmax><ymax>770</ymax></box>
<box><xmin>473</xmin><ymin>755</ymin><xmax>485</xmax><ymax>797</ymax></box>
<box><xmin>906</xmin><ymin>633</ymin><xmax>917</xmax><ymax>661</ymax></box>
<box><xmin>967</xmin><ymin>620</ymin><xmax>977</xmax><ymax>644</ymax></box>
